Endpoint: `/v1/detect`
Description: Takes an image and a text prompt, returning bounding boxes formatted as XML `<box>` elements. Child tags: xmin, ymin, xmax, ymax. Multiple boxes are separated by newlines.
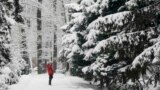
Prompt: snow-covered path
<box><xmin>9</xmin><ymin>73</ymin><xmax>98</xmax><ymax>90</ymax></box>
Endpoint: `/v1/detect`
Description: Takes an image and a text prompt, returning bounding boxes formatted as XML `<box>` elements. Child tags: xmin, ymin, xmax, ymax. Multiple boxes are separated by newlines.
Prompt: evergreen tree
<box><xmin>0</xmin><ymin>0</ymin><xmax>25</xmax><ymax>89</ymax></box>
<box><xmin>60</xmin><ymin>0</ymin><xmax>160</xmax><ymax>89</ymax></box>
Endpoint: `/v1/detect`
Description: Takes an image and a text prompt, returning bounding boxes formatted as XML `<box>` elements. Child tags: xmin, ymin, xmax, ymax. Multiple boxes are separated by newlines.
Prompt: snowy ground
<box><xmin>9</xmin><ymin>72</ymin><xmax>99</xmax><ymax>90</ymax></box>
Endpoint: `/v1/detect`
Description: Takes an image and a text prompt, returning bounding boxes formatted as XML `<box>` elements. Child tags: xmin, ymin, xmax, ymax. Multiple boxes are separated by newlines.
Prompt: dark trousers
<box><xmin>49</xmin><ymin>75</ymin><xmax>53</xmax><ymax>85</ymax></box>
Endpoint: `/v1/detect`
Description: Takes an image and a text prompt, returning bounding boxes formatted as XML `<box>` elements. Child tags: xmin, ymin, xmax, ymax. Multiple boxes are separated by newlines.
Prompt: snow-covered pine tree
<box><xmin>0</xmin><ymin>0</ymin><xmax>25</xmax><ymax>89</ymax></box>
<box><xmin>88</xmin><ymin>1</ymin><xmax>160</xmax><ymax>89</ymax></box>
<box><xmin>60</xmin><ymin>0</ymin><xmax>160</xmax><ymax>89</ymax></box>
<box><xmin>59</xmin><ymin>0</ymin><xmax>100</xmax><ymax>76</ymax></box>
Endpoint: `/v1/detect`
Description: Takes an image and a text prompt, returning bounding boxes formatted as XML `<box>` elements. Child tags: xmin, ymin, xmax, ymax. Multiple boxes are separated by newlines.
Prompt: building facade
<box><xmin>15</xmin><ymin>0</ymin><xmax>79</xmax><ymax>73</ymax></box>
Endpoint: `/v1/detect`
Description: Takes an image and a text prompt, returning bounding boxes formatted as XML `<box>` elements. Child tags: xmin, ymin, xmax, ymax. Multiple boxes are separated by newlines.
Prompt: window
<box><xmin>37</xmin><ymin>8</ymin><xmax>42</xmax><ymax>31</ymax></box>
<box><xmin>38</xmin><ymin>0</ymin><xmax>42</xmax><ymax>3</ymax></box>
<box><xmin>21</xmin><ymin>29</ymin><xmax>25</xmax><ymax>33</ymax></box>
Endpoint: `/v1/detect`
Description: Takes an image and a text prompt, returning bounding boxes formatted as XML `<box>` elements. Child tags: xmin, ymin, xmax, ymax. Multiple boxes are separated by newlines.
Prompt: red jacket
<box><xmin>46</xmin><ymin>64</ymin><xmax>54</xmax><ymax>76</ymax></box>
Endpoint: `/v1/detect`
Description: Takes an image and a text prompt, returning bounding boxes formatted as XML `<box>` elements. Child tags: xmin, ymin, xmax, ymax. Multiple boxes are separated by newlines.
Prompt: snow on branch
<box><xmin>132</xmin><ymin>41</ymin><xmax>160</xmax><ymax>68</ymax></box>
<box><xmin>93</xmin><ymin>28</ymin><xmax>157</xmax><ymax>54</ymax></box>
<box><xmin>65</xmin><ymin>3</ymin><xmax>83</xmax><ymax>13</ymax></box>
<box><xmin>62</xmin><ymin>33</ymin><xmax>78</xmax><ymax>45</ymax></box>
<box><xmin>4</xmin><ymin>15</ymin><xmax>16</xmax><ymax>25</ymax></box>
<box><xmin>80</xmin><ymin>0</ymin><xmax>96</xmax><ymax>6</ymax></box>
<box><xmin>83</xmin><ymin>48</ymin><xmax>94</xmax><ymax>60</ymax></box>
<box><xmin>87</xmin><ymin>11</ymin><xmax>132</xmax><ymax>33</ymax></box>
<box><xmin>84</xmin><ymin>2</ymin><xmax>99</xmax><ymax>14</ymax></box>
<box><xmin>67</xmin><ymin>45</ymin><xmax>83</xmax><ymax>59</ymax></box>
<box><xmin>70</xmin><ymin>13</ymin><xmax>87</xmax><ymax>25</ymax></box>
<box><xmin>82</xmin><ymin>29</ymin><xmax>102</xmax><ymax>48</ymax></box>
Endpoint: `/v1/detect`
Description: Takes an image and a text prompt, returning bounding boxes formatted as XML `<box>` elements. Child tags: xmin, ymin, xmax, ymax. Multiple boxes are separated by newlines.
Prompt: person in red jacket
<box><xmin>46</xmin><ymin>60</ymin><xmax>54</xmax><ymax>85</ymax></box>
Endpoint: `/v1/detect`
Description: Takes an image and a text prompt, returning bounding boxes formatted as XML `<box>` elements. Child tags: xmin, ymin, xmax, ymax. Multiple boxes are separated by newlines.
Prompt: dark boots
<box><xmin>49</xmin><ymin>75</ymin><xmax>53</xmax><ymax>85</ymax></box>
